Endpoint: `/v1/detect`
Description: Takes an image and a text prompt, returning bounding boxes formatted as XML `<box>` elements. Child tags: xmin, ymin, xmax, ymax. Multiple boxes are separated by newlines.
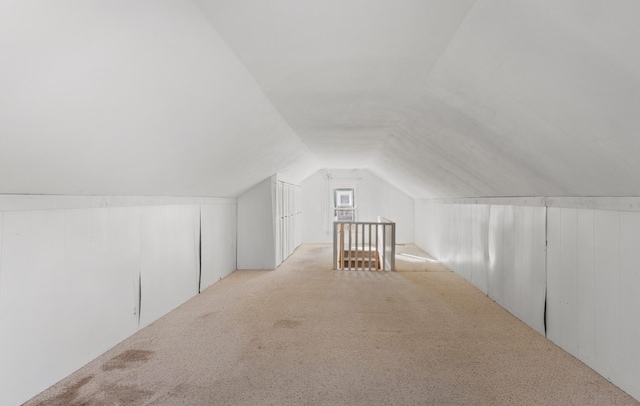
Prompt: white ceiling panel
<box><xmin>198</xmin><ymin>0</ymin><xmax>640</xmax><ymax>198</ymax></box>
<box><xmin>2</xmin><ymin>1</ymin><xmax>640</xmax><ymax>198</ymax></box>
<box><xmin>0</xmin><ymin>1</ymin><xmax>318</xmax><ymax>197</ymax></box>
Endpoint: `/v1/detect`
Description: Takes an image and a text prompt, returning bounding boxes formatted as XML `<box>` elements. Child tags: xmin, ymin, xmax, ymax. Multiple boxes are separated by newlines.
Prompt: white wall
<box><xmin>139</xmin><ymin>206</ymin><xmax>201</xmax><ymax>328</ymax></box>
<box><xmin>0</xmin><ymin>197</ymin><xmax>237</xmax><ymax>406</ymax></box>
<box><xmin>414</xmin><ymin>199</ymin><xmax>546</xmax><ymax>335</ymax></box>
<box><xmin>237</xmin><ymin>175</ymin><xmax>303</xmax><ymax>269</ymax></box>
<box><xmin>201</xmin><ymin>204</ymin><xmax>237</xmax><ymax>290</ymax></box>
<box><xmin>302</xmin><ymin>169</ymin><xmax>414</xmax><ymax>244</ymax></box>
<box><xmin>301</xmin><ymin>170</ymin><xmax>331</xmax><ymax>243</ymax></box>
<box><xmin>237</xmin><ymin>177</ymin><xmax>276</xmax><ymax>270</ymax></box>
<box><xmin>415</xmin><ymin>197</ymin><xmax>640</xmax><ymax>402</ymax></box>
<box><xmin>546</xmin><ymin>206</ymin><xmax>640</xmax><ymax>401</ymax></box>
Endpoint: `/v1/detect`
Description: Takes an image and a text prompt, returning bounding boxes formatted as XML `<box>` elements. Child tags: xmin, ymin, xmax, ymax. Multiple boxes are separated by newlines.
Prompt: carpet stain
<box><xmin>34</xmin><ymin>375</ymin><xmax>93</xmax><ymax>406</ymax></box>
<box><xmin>95</xmin><ymin>383</ymin><xmax>154</xmax><ymax>405</ymax></box>
<box><xmin>274</xmin><ymin>319</ymin><xmax>301</xmax><ymax>328</ymax></box>
<box><xmin>198</xmin><ymin>311</ymin><xmax>217</xmax><ymax>319</ymax></box>
<box><xmin>102</xmin><ymin>349</ymin><xmax>154</xmax><ymax>371</ymax></box>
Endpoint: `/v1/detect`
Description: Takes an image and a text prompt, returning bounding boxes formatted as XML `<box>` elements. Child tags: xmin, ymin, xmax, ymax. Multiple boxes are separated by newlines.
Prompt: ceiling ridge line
<box><xmin>190</xmin><ymin>0</ymin><xmax>319</xmax><ymax>165</ymax></box>
<box><xmin>378</xmin><ymin>0</ymin><xmax>482</xmax><ymax>156</ymax></box>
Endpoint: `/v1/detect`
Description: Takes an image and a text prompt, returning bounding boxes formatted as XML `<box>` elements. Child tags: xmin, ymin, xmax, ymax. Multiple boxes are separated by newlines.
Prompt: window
<box><xmin>334</xmin><ymin>188</ymin><xmax>355</xmax><ymax>221</ymax></box>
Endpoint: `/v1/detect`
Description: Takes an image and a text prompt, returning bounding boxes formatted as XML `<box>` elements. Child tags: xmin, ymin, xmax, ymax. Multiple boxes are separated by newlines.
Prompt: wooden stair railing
<box><xmin>333</xmin><ymin>219</ymin><xmax>395</xmax><ymax>271</ymax></box>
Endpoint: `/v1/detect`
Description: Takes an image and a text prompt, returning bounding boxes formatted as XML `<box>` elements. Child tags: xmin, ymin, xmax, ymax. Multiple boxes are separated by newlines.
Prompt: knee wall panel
<box><xmin>546</xmin><ymin>208</ymin><xmax>640</xmax><ymax>400</ymax></box>
<box><xmin>414</xmin><ymin>202</ymin><xmax>546</xmax><ymax>336</ymax></box>
<box><xmin>415</xmin><ymin>199</ymin><xmax>640</xmax><ymax>398</ymax></box>
<box><xmin>0</xmin><ymin>201</ymin><xmax>237</xmax><ymax>406</ymax></box>
<box><xmin>576</xmin><ymin>209</ymin><xmax>596</xmax><ymax>368</ymax></box>
<box><xmin>200</xmin><ymin>203</ymin><xmax>237</xmax><ymax>291</ymax></box>
<box><xmin>0</xmin><ymin>208</ymin><xmax>140</xmax><ymax>406</ymax></box>
<box><xmin>619</xmin><ymin>212</ymin><xmax>640</xmax><ymax>398</ymax></box>
<box><xmin>487</xmin><ymin>205</ymin><xmax>506</xmax><ymax>308</ymax></box>
<box><xmin>417</xmin><ymin>200</ymin><xmax>640</xmax><ymax>401</ymax></box>
<box><xmin>139</xmin><ymin>205</ymin><xmax>200</xmax><ymax>328</ymax></box>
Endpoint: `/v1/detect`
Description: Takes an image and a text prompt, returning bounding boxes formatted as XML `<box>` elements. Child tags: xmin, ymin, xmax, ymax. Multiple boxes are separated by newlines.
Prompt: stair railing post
<box><xmin>348</xmin><ymin>223</ymin><xmax>352</xmax><ymax>270</ymax></box>
<box><xmin>333</xmin><ymin>222</ymin><xmax>338</xmax><ymax>270</ymax></box>
<box><xmin>390</xmin><ymin>222</ymin><xmax>396</xmax><ymax>271</ymax></box>
<box><xmin>368</xmin><ymin>223</ymin><xmax>372</xmax><ymax>271</ymax></box>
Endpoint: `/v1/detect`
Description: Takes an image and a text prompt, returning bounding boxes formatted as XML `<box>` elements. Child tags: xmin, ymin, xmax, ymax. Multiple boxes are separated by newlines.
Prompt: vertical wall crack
<box><xmin>198</xmin><ymin>207</ymin><xmax>203</xmax><ymax>294</ymax></box>
<box><xmin>543</xmin><ymin>288</ymin><xmax>547</xmax><ymax>336</ymax></box>
<box><xmin>138</xmin><ymin>272</ymin><xmax>142</xmax><ymax>328</ymax></box>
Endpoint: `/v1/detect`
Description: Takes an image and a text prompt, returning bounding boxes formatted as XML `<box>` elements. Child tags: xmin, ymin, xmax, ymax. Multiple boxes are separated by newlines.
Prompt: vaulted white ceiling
<box><xmin>197</xmin><ymin>0</ymin><xmax>640</xmax><ymax>198</ymax></box>
<box><xmin>2</xmin><ymin>1</ymin><xmax>640</xmax><ymax>198</ymax></box>
<box><xmin>0</xmin><ymin>1</ymin><xmax>317</xmax><ymax>197</ymax></box>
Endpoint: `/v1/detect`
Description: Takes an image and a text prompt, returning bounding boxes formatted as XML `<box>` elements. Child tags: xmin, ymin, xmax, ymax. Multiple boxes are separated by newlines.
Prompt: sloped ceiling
<box><xmin>0</xmin><ymin>1</ymin><xmax>318</xmax><ymax>197</ymax></box>
<box><xmin>2</xmin><ymin>1</ymin><xmax>640</xmax><ymax>198</ymax></box>
<box><xmin>197</xmin><ymin>0</ymin><xmax>640</xmax><ymax>198</ymax></box>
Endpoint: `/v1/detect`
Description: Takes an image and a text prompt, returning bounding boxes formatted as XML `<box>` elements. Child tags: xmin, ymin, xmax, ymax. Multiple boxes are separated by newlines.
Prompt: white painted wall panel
<box><xmin>0</xmin><ymin>211</ymin><xmax>40</xmax><ymax>405</ymax></box>
<box><xmin>419</xmin><ymin>199</ymin><xmax>640</xmax><ymax>400</ymax></box>
<box><xmin>461</xmin><ymin>204</ymin><xmax>473</xmax><ymax>281</ymax></box>
<box><xmin>576</xmin><ymin>209</ymin><xmax>596</xmax><ymax>367</ymax></box>
<box><xmin>437</xmin><ymin>203</ymin><xmax>446</xmax><ymax>261</ymax></box>
<box><xmin>464</xmin><ymin>205</ymin><xmax>473</xmax><ymax>280</ymax></box>
<box><xmin>512</xmin><ymin>206</ymin><xmax>525</xmax><ymax>321</ymax></box>
<box><xmin>559</xmin><ymin>208</ymin><xmax>579</xmax><ymax>356</ymax></box>
<box><xmin>545</xmin><ymin>207</ymin><xmax>561</xmax><ymax>345</ymax></box>
<box><xmin>43</xmin><ymin>208</ymin><xmax>138</xmax><ymax>380</ymax></box>
<box><xmin>414</xmin><ymin>201</ymin><xmax>546</xmax><ymax>336</ymax></box>
<box><xmin>237</xmin><ymin>177</ymin><xmax>276</xmax><ymax>270</ymax></box>
<box><xmin>200</xmin><ymin>204</ymin><xmax>237</xmax><ymax>291</ymax></box>
<box><xmin>98</xmin><ymin>207</ymin><xmax>142</xmax><ymax>342</ymax></box>
<box><xmin>62</xmin><ymin>209</ymin><xmax>97</xmax><ymax>362</ymax></box>
<box><xmin>441</xmin><ymin>204</ymin><xmax>452</xmax><ymax>268</ymax></box>
<box><xmin>502</xmin><ymin>206</ymin><xmax>516</xmax><ymax>315</ymax></box>
<box><xmin>547</xmin><ymin>207</ymin><xmax>640</xmax><ymax>399</ymax></box>
<box><xmin>487</xmin><ymin>205</ymin><xmax>505</xmax><ymax>306</ymax></box>
<box><xmin>442</xmin><ymin>204</ymin><xmax>451</xmax><ymax>262</ymax></box>
<box><xmin>451</xmin><ymin>204</ymin><xmax>461</xmax><ymax>274</ymax></box>
<box><xmin>0</xmin><ymin>208</ymin><xmax>142</xmax><ymax>406</ymax></box>
<box><xmin>140</xmin><ymin>205</ymin><xmax>200</xmax><ymax>328</ymax></box>
<box><xmin>467</xmin><ymin>204</ymin><xmax>477</xmax><ymax>287</ymax></box>
<box><xmin>593</xmin><ymin>210</ymin><xmax>621</xmax><ymax>382</ymax></box>
<box><xmin>530</xmin><ymin>207</ymin><xmax>546</xmax><ymax>335</ymax></box>
<box><xmin>619</xmin><ymin>212</ymin><xmax>640</xmax><ymax>400</ymax></box>
<box><xmin>522</xmin><ymin>205</ymin><xmax>539</xmax><ymax>324</ymax></box>
<box><xmin>1</xmin><ymin>200</ymin><xmax>237</xmax><ymax>406</ymax></box>
<box><xmin>472</xmin><ymin>205</ymin><xmax>490</xmax><ymax>294</ymax></box>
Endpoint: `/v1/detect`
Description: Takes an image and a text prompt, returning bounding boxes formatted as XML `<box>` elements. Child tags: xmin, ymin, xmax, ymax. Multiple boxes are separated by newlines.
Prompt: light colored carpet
<box><xmin>25</xmin><ymin>244</ymin><xmax>639</xmax><ymax>405</ymax></box>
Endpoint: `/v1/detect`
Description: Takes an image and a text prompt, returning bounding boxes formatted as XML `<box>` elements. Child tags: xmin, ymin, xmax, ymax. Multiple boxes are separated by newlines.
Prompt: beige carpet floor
<box><xmin>25</xmin><ymin>244</ymin><xmax>639</xmax><ymax>405</ymax></box>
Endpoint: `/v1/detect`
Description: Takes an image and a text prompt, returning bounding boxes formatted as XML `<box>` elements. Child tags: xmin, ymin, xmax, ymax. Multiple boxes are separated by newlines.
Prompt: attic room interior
<box><xmin>2</xmin><ymin>1</ymin><xmax>640</xmax><ymax>405</ymax></box>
